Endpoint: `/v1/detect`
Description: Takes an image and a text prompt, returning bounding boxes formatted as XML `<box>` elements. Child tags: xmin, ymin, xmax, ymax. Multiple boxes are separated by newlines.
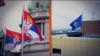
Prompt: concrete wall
<box><xmin>52</xmin><ymin>37</ymin><xmax>100</xmax><ymax>56</ymax></box>
<box><xmin>24</xmin><ymin>51</ymin><xmax>49</xmax><ymax>56</ymax></box>
<box><xmin>23</xmin><ymin>41</ymin><xmax>49</xmax><ymax>56</ymax></box>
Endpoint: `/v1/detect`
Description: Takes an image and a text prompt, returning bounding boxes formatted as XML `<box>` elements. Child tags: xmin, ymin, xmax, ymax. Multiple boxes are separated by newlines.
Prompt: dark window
<box><xmin>0</xmin><ymin>42</ymin><xmax>2</xmax><ymax>48</ymax></box>
<box><xmin>36</xmin><ymin>22</ymin><xmax>45</xmax><ymax>35</ymax></box>
<box><xmin>36</xmin><ymin>2</ymin><xmax>39</xmax><ymax>8</ymax></box>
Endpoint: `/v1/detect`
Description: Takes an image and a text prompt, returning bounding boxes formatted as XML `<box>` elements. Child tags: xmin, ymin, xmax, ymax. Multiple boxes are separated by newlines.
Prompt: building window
<box><xmin>36</xmin><ymin>2</ymin><xmax>39</xmax><ymax>8</ymax></box>
<box><xmin>37</xmin><ymin>22</ymin><xmax>45</xmax><ymax>35</ymax></box>
<box><xmin>0</xmin><ymin>42</ymin><xmax>2</xmax><ymax>48</ymax></box>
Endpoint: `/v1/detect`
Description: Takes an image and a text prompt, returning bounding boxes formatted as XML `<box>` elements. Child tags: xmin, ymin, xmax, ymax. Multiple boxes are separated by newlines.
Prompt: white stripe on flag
<box><xmin>27</xmin><ymin>30</ymin><xmax>39</xmax><ymax>40</ymax></box>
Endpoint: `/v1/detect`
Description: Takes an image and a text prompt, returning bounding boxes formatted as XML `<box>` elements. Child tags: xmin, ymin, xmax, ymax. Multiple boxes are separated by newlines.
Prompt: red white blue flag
<box><xmin>5</xmin><ymin>29</ymin><xmax>31</xmax><ymax>50</ymax></box>
<box><xmin>21</xmin><ymin>10</ymin><xmax>43</xmax><ymax>41</ymax></box>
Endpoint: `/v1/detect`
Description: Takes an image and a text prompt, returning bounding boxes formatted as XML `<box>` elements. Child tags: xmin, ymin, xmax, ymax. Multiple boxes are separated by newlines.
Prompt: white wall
<box><xmin>0</xmin><ymin>0</ymin><xmax>31</xmax><ymax>32</ymax></box>
<box><xmin>24</xmin><ymin>51</ymin><xmax>49</xmax><ymax>56</ymax></box>
<box><xmin>52</xmin><ymin>1</ymin><xmax>100</xmax><ymax>30</ymax></box>
<box><xmin>52</xmin><ymin>37</ymin><xmax>100</xmax><ymax>56</ymax></box>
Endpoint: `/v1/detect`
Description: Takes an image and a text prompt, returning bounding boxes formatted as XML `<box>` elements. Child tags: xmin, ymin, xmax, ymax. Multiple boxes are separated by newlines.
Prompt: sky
<box><xmin>52</xmin><ymin>1</ymin><xmax>100</xmax><ymax>30</ymax></box>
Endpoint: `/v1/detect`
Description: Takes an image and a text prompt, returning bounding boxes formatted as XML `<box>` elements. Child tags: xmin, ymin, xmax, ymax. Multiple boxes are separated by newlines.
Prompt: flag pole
<box><xmin>80</xmin><ymin>13</ymin><xmax>83</xmax><ymax>32</ymax></box>
<box><xmin>4</xmin><ymin>27</ymin><xmax>6</xmax><ymax>56</ymax></box>
<box><xmin>21</xmin><ymin>6</ymin><xmax>24</xmax><ymax>56</ymax></box>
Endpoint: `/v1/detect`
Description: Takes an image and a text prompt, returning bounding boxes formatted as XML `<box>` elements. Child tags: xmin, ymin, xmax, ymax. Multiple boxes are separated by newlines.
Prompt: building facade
<box><xmin>29</xmin><ymin>0</ymin><xmax>50</xmax><ymax>40</ymax></box>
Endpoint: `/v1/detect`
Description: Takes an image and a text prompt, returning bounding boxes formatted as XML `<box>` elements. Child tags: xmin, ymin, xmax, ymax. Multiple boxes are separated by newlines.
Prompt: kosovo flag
<box><xmin>70</xmin><ymin>15</ymin><xmax>82</xmax><ymax>31</ymax></box>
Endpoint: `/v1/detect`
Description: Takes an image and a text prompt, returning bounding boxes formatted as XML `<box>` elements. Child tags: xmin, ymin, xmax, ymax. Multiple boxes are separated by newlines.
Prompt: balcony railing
<box><xmin>31</xmin><ymin>11</ymin><xmax>49</xmax><ymax>18</ymax></box>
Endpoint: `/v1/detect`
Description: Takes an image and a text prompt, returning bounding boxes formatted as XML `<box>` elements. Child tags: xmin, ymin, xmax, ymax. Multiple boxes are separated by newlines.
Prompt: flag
<box><xmin>70</xmin><ymin>15</ymin><xmax>82</xmax><ymax>31</ymax></box>
<box><xmin>5</xmin><ymin>29</ymin><xmax>31</xmax><ymax>50</ymax></box>
<box><xmin>21</xmin><ymin>10</ymin><xmax>43</xmax><ymax>41</ymax></box>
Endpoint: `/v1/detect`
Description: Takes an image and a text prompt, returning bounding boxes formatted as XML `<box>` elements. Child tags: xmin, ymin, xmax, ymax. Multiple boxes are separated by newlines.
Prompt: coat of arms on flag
<box><xmin>5</xmin><ymin>29</ymin><xmax>31</xmax><ymax>51</ymax></box>
<box><xmin>70</xmin><ymin>15</ymin><xmax>82</xmax><ymax>31</ymax></box>
<box><xmin>20</xmin><ymin>10</ymin><xmax>43</xmax><ymax>41</ymax></box>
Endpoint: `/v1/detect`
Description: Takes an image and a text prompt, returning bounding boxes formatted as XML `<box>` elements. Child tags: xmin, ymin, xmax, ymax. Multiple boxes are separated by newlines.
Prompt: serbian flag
<box><xmin>5</xmin><ymin>29</ymin><xmax>31</xmax><ymax>50</ymax></box>
<box><xmin>21</xmin><ymin>10</ymin><xmax>43</xmax><ymax>41</ymax></box>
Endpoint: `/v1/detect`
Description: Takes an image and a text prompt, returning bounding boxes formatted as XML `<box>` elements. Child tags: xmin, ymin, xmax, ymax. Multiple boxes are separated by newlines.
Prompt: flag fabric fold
<box><xmin>21</xmin><ymin>10</ymin><xmax>43</xmax><ymax>41</ymax></box>
<box><xmin>5</xmin><ymin>29</ymin><xmax>31</xmax><ymax>50</ymax></box>
<box><xmin>70</xmin><ymin>15</ymin><xmax>82</xmax><ymax>31</ymax></box>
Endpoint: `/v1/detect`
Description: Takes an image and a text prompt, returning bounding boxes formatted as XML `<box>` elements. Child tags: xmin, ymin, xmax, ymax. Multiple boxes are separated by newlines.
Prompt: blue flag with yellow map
<box><xmin>70</xmin><ymin>15</ymin><xmax>82</xmax><ymax>31</ymax></box>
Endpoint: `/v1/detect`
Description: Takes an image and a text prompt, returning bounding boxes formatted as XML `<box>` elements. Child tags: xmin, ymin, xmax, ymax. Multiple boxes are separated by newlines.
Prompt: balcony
<box><xmin>31</xmin><ymin>11</ymin><xmax>49</xmax><ymax>19</ymax></box>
